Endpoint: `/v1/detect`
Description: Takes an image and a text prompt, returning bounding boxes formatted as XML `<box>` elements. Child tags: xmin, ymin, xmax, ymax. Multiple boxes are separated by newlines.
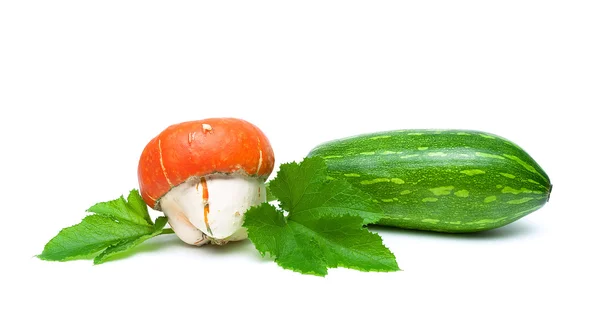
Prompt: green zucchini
<box><xmin>307</xmin><ymin>130</ymin><xmax>552</xmax><ymax>232</ymax></box>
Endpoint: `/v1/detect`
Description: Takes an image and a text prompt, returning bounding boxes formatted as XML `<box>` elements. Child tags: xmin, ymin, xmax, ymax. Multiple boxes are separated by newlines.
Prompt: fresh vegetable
<box><xmin>38</xmin><ymin>189</ymin><xmax>170</xmax><ymax>264</ymax></box>
<box><xmin>138</xmin><ymin>118</ymin><xmax>275</xmax><ymax>245</ymax></box>
<box><xmin>244</xmin><ymin>157</ymin><xmax>399</xmax><ymax>276</ymax></box>
<box><xmin>38</xmin><ymin>120</ymin><xmax>551</xmax><ymax>275</ymax></box>
<box><xmin>307</xmin><ymin>129</ymin><xmax>552</xmax><ymax>232</ymax></box>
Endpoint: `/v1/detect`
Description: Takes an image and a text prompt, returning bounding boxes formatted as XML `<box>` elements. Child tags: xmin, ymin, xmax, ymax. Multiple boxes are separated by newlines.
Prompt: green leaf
<box><xmin>127</xmin><ymin>189</ymin><xmax>154</xmax><ymax>225</ymax></box>
<box><xmin>87</xmin><ymin>189</ymin><xmax>153</xmax><ymax>226</ymax></box>
<box><xmin>268</xmin><ymin>157</ymin><xmax>383</xmax><ymax>224</ymax></box>
<box><xmin>246</xmin><ymin>157</ymin><xmax>399</xmax><ymax>275</ymax></box>
<box><xmin>242</xmin><ymin>203</ymin><xmax>327</xmax><ymax>275</ymax></box>
<box><xmin>245</xmin><ymin>203</ymin><xmax>398</xmax><ymax>276</ymax></box>
<box><xmin>268</xmin><ymin>157</ymin><xmax>324</xmax><ymax>212</ymax></box>
<box><xmin>38</xmin><ymin>190</ymin><xmax>172</xmax><ymax>263</ymax></box>
<box><xmin>93</xmin><ymin>217</ymin><xmax>169</xmax><ymax>264</ymax></box>
<box><xmin>38</xmin><ymin>215</ymin><xmax>154</xmax><ymax>261</ymax></box>
<box><xmin>264</xmin><ymin>182</ymin><xmax>278</xmax><ymax>202</ymax></box>
<box><xmin>152</xmin><ymin>216</ymin><xmax>169</xmax><ymax>231</ymax></box>
<box><xmin>291</xmin><ymin>212</ymin><xmax>398</xmax><ymax>272</ymax></box>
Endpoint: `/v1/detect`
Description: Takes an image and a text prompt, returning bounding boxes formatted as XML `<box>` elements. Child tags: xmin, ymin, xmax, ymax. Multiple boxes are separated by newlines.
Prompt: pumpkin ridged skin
<box><xmin>138</xmin><ymin>118</ymin><xmax>275</xmax><ymax>210</ymax></box>
<box><xmin>308</xmin><ymin>130</ymin><xmax>551</xmax><ymax>232</ymax></box>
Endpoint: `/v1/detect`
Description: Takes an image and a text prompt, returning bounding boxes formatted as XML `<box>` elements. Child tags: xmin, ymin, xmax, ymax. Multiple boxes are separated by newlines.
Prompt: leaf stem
<box><xmin>160</xmin><ymin>228</ymin><xmax>175</xmax><ymax>235</ymax></box>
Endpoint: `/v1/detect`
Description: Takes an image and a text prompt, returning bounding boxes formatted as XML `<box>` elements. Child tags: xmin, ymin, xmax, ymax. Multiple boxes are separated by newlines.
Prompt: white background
<box><xmin>1</xmin><ymin>1</ymin><xmax>599</xmax><ymax>324</ymax></box>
